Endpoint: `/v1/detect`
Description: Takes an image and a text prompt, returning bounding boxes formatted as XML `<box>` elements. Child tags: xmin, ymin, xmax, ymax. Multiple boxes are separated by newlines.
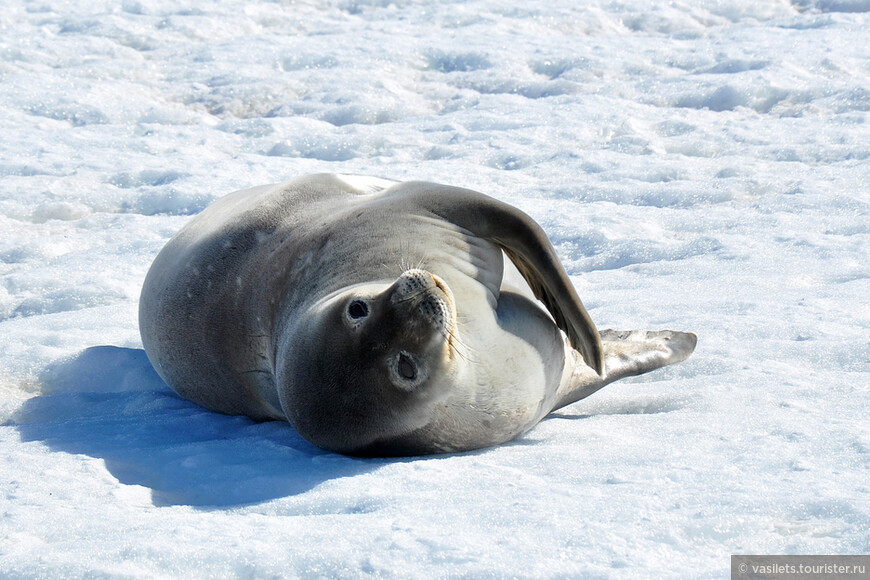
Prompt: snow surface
<box><xmin>1</xmin><ymin>0</ymin><xmax>869</xmax><ymax>577</ymax></box>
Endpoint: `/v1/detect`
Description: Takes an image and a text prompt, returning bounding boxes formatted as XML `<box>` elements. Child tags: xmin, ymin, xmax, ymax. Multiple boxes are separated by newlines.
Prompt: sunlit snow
<box><xmin>1</xmin><ymin>0</ymin><xmax>868</xmax><ymax>577</ymax></box>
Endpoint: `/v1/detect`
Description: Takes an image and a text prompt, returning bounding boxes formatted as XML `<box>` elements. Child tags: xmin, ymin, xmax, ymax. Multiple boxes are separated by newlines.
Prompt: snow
<box><xmin>1</xmin><ymin>0</ymin><xmax>868</xmax><ymax>577</ymax></box>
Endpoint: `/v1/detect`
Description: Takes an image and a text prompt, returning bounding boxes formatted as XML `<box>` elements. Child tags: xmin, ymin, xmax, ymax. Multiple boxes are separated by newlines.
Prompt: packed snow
<box><xmin>1</xmin><ymin>0</ymin><xmax>868</xmax><ymax>577</ymax></box>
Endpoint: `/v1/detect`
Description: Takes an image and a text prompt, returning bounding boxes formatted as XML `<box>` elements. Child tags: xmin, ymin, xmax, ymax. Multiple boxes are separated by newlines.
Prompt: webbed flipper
<box><xmin>554</xmin><ymin>329</ymin><xmax>697</xmax><ymax>410</ymax></box>
<box><xmin>403</xmin><ymin>182</ymin><xmax>604</xmax><ymax>375</ymax></box>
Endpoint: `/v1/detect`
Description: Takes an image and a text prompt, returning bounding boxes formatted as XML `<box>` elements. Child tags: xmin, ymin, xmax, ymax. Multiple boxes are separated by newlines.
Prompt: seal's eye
<box><xmin>397</xmin><ymin>353</ymin><xmax>417</xmax><ymax>380</ymax></box>
<box><xmin>348</xmin><ymin>300</ymin><xmax>369</xmax><ymax>319</ymax></box>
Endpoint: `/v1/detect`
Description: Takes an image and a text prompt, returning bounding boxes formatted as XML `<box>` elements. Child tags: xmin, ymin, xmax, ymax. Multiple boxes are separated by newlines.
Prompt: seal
<box><xmin>139</xmin><ymin>174</ymin><xmax>696</xmax><ymax>456</ymax></box>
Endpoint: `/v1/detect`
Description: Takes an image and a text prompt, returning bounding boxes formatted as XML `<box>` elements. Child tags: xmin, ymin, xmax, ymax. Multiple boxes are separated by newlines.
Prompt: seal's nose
<box><xmin>392</xmin><ymin>269</ymin><xmax>438</xmax><ymax>301</ymax></box>
<box><xmin>386</xmin><ymin>269</ymin><xmax>454</xmax><ymax>338</ymax></box>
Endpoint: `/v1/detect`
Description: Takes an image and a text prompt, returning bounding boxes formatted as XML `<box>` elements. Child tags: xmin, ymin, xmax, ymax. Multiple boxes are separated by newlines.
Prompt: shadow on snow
<box><xmin>10</xmin><ymin>346</ymin><xmax>381</xmax><ymax>509</ymax></box>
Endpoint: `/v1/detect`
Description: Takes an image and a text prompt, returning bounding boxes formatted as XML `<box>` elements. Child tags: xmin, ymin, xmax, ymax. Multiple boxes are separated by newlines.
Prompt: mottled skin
<box><xmin>139</xmin><ymin>174</ymin><xmax>696</xmax><ymax>456</ymax></box>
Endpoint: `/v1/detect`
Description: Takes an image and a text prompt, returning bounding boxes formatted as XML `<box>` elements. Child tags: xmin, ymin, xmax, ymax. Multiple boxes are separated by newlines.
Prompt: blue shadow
<box><xmin>11</xmin><ymin>346</ymin><xmax>380</xmax><ymax>508</ymax></box>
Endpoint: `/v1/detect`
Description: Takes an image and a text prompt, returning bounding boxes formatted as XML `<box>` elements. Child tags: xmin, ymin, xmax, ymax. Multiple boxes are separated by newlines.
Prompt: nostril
<box><xmin>393</xmin><ymin>269</ymin><xmax>437</xmax><ymax>300</ymax></box>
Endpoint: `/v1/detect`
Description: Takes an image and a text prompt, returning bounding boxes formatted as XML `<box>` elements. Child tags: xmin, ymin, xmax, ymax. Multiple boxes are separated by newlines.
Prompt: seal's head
<box><xmin>277</xmin><ymin>269</ymin><xmax>460</xmax><ymax>454</ymax></box>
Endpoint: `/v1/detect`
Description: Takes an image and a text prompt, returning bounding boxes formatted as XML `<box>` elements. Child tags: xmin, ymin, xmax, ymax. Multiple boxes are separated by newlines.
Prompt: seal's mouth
<box><xmin>427</xmin><ymin>273</ymin><xmax>458</xmax><ymax>355</ymax></box>
<box><xmin>390</xmin><ymin>269</ymin><xmax>458</xmax><ymax>354</ymax></box>
<box><xmin>429</xmin><ymin>272</ymin><xmax>449</xmax><ymax>297</ymax></box>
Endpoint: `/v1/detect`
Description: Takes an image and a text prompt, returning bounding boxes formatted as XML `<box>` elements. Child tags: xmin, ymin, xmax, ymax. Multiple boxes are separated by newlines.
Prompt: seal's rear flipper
<box><xmin>599</xmin><ymin>329</ymin><xmax>697</xmax><ymax>383</ymax></box>
<box><xmin>554</xmin><ymin>329</ymin><xmax>697</xmax><ymax>410</ymax></box>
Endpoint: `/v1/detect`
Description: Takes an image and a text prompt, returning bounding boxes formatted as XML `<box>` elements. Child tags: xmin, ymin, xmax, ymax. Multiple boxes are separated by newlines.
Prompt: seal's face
<box><xmin>279</xmin><ymin>269</ymin><xmax>459</xmax><ymax>454</ymax></box>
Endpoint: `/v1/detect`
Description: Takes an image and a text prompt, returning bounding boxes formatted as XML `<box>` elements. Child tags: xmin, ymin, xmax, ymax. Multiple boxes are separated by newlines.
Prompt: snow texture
<box><xmin>1</xmin><ymin>0</ymin><xmax>868</xmax><ymax>577</ymax></box>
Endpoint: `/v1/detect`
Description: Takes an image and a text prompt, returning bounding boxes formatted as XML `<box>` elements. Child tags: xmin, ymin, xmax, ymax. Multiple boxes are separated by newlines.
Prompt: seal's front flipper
<box><xmin>554</xmin><ymin>329</ymin><xmax>697</xmax><ymax>410</ymax></box>
<box><xmin>401</xmin><ymin>182</ymin><xmax>603</xmax><ymax>375</ymax></box>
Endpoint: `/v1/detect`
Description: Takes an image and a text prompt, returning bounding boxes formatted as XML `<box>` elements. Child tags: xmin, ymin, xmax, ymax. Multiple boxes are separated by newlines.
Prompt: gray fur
<box><xmin>139</xmin><ymin>174</ymin><xmax>697</xmax><ymax>456</ymax></box>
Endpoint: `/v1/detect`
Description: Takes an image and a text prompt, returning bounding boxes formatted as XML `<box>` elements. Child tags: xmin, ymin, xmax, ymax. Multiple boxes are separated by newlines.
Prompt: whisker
<box><xmin>443</xmin><ymin>324</ymin><xmax>477</xmax><ymax>364</ymax></box>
